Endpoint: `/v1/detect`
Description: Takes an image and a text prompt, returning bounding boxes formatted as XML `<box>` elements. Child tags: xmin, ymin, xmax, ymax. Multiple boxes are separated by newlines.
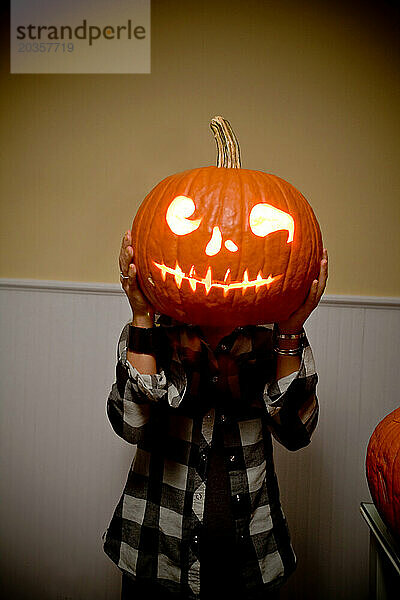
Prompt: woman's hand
<box><xmin>277</xmin><ymin>248</ymin><xmax>328</xmax><ymax>334</ymax></box>
<box><xmin>119</xmin><ymin>230</ymin><xmax>154</xmax><ymax>319</ymax></box>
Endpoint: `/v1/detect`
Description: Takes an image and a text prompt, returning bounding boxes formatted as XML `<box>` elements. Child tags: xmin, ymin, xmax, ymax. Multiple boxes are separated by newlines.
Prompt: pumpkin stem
<box><xmin>210</xmin><ymin>116</ymin><xmax>242</xmax><ymax>169</ymax></box>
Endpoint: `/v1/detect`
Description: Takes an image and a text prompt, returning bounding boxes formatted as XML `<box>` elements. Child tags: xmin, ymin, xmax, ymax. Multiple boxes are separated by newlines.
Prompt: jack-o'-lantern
<box><xmin>131</xmin><ymin>116</ymin><xmax>323</xmax><ymax>327</ymax></box>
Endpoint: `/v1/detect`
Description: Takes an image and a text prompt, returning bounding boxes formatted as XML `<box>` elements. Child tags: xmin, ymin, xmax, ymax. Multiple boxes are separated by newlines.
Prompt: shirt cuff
<box><xmin>264</xmin><ymin>344</ymin><xmax>316</xmax><ymax>416</ymax></box>
<box><xmin>124</xmin><ymin>359</ymin><xmax>168</xmax><ymax>402</ymax></box>
<box><xmin>117</xmin><ymin>321</ymin><xmax>167</xmax><ymax>402</ymax></box>
<box><xmin>116</xmin><ymin>321</ymin><xmax>186</xmax><ymax>408</ymax></box>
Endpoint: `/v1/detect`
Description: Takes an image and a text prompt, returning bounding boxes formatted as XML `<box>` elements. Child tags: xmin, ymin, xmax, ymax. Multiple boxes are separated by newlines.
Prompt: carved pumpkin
<box><xmin>366</xmin><ymin>407</ymin><xmax>400</xmax><ymax>538</ymax></box>
<box><xmin>131</xmin><ymin>116</ymin><xmax>323</xmax><ymax>327</ymax></box>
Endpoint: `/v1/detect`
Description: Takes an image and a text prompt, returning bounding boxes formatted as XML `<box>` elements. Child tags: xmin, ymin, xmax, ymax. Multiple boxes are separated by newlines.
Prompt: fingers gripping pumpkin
<box><xmin>131</xmin><ymin>116</ymin><xmax>323</xmax><ymax>327</ymax></box>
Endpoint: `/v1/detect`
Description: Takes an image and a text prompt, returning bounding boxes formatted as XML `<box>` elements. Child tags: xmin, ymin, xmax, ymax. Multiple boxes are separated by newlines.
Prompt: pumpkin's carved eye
<box><xmin>249</xmin><ymin>203</ymin><xmax>295</xmax><ymax>243</ymax></box>
<box><xmin>166</xmin><ymin>195</ymin><xmax>202</xmax><ymax>236</ymax></box>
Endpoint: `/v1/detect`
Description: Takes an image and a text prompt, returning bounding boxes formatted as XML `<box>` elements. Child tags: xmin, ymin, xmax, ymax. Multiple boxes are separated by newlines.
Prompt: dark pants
<box><xmin>121</xmin><ymin>573</ymin><xmax>281</xmax><ymax>600</ymax></box>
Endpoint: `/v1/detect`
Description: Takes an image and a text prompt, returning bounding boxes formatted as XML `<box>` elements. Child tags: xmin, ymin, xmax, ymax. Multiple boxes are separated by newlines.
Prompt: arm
<box><xmin>119</xmin><ymin>229</ymin><xmax>157</xmax><ymax>374</ymax></box>
<box><xmin>264</xmin><ymin>248</ymin><xmax>328</xmax><ymax>450</ymax></box>
<box><xmin>106</xmin><ymin>231</ymin><xmax>186</xmax><ymax>445</ymax></box>
<box><xmin>264</xmin><ymin>332</ymin><xmax>319</xmax><ymax>451</ymax></box>
<box><xmin>275</xmin><ymin>248</ymin><xmax>328</xmax><ymax>379</ymax></box>
<box><xmin>106</xmin><ymin>321</ymin><xmax>173</xmax><ymax>445</ymax></box>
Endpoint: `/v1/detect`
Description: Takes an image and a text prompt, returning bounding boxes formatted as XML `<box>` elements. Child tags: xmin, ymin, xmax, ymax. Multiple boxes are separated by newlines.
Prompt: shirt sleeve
<box><xmin>263</xmin><ymin>329</ymin><xmax>319</xmax><ymax>451</ymax></box>
<box><xmin>106</xmin><ymin>322</ymin><xmax>187</xmax><ymax>445</ymax></box>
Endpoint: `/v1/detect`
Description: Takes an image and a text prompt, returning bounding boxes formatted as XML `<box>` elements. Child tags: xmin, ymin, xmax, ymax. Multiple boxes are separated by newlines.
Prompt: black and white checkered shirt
<box><xmin>103</xmin><ymin>318</ymin><xmax>319</xmax><ymax>598</ymax></box>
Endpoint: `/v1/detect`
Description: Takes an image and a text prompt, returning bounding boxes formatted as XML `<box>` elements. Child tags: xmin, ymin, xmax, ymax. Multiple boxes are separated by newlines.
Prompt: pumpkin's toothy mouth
<box><xmin>152</xmin><ymin>260</ymin><xmax>282</xmax><ymax>296</ymax></box>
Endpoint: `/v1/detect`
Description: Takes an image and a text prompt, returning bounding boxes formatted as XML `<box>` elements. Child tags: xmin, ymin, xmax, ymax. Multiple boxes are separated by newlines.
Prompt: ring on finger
<box><xmin>120</xmin><ymin>271</ymin><xmax>129</xmax><ymax>280</ymax></box>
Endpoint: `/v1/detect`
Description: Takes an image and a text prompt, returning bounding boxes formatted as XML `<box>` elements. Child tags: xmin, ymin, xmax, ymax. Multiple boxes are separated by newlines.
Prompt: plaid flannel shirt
<box><xmin>102</xmin><ymin>317</ymin><xmax>319</xmax><ymax>598</ymax></box>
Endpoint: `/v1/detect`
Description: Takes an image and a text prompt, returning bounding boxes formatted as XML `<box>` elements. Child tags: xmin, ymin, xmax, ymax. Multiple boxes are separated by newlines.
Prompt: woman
<box><xmin>103</xmin><ymin>231</ymin><xmax>328</xmax><ymax>600</ymax></box>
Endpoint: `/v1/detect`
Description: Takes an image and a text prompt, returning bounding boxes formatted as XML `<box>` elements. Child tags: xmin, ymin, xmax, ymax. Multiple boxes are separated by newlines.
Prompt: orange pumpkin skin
<box><xmin>366</xmin><ymin>407</ymin><xmax>400</xmax><ymax>538</ymax></box>
<box><xmin>131</xmin><ymin>163</ymin><xmax>323</xmax><ymax>328</ymax></box>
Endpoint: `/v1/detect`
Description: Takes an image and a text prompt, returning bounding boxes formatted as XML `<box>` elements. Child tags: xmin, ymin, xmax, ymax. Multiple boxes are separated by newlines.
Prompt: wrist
<box><xmin>132</xmin><ymin>309</ymin><xmax>154</xmax><ymax>328</ymax></box>
<box><xmin>276</xmin><ymin>323</ymin><xmax>303</xmax><ymax>336</ymax></box>
<box><xmin>276</xmin><ymin>337</ymin><xmax>302</xmax><ymax>349</ymax></box>
<box><xmin>128</xmin><ymin>324</ymin><xmax>159</xmax><ymax>354</ymax></box>
<box><xmin>274</xmin><ymin>324</ymin><xmax>304</xmax><ymax>355</ymax></box>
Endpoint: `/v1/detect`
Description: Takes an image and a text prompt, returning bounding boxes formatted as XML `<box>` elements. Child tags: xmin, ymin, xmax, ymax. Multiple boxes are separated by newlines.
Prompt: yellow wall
<box><xmin>1</xmin><ymin>0</ymin><xmax>399</xmax><ymax>296</ymax></box>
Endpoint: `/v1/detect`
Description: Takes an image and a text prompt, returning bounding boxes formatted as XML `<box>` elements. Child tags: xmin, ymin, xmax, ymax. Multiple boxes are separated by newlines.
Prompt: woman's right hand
<box><xmin>119</xmin><ymin>230</ymin><xmax>154</xmax><ymax>319</ymax></box>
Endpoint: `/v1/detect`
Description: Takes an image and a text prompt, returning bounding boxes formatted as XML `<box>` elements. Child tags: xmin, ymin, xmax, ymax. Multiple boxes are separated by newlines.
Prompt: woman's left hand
<box><xmin>276</xmin><ymin>248</ymin><xmax>328</xmax><ymax>335</ymax></box>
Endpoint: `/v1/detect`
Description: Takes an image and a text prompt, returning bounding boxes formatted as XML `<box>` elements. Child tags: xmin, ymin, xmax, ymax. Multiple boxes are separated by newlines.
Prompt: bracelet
<box><xmin>128</xmin><ymin>325</ymin><xmax>159</xmax><ymax>354</ymax></box>
<box><xmin>276</xmin><ymin>331</ymin><xmax>305</xmax><ymax>340</ymax></box>
<box><xmin>274</xmin><ymin>346</ymin><xmax>302</xmax><ymax>356</ymax></box>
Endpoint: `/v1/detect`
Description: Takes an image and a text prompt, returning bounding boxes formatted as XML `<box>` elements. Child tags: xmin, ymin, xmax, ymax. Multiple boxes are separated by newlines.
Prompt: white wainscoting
<box><xmin>0</xmin><ymin>279</ymin><xmax>399</xmax><ymax>600</ymax></box>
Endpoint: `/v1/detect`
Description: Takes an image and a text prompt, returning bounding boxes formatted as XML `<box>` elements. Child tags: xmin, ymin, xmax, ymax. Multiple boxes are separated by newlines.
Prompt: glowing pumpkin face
<box><xmin>155</xmin><ymin>194</ymin><xmax>294</xmax><ymax>294</ymax></box>
<box><xmin>131</xmin><ymin>117</ymin><xmax>323</xmax><ymax>327</ymax></box>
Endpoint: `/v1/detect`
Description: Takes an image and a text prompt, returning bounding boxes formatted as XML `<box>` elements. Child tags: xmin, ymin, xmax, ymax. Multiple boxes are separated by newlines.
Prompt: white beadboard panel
<box><xmin>0</xmin><ymin>281</ymin><xmax>399</xmax><ymax>600</ymax></box>
<box><xmin>275</xmin><ymin>304</ymin><xmax>400</xmax><ymax>600</ymax></box>
<box><xmin>0</xmin><ymin>287</ymin><xmax>135</xmax><ymax>600</ymax></box>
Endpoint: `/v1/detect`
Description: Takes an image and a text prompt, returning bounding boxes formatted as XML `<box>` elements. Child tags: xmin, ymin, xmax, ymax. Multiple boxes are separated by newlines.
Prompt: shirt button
<box><xmin>193</xmin><ymin>534</ymin><xmax>199</xmax><ymax>545</ymax></box>
<box><xmin>219</xmin><ymin>344</ymin><xmax>228</xmax><ymax>352</ymax></box>
<box><xmin>229</xmin><ymin>455</ymin><xmax>236</xmax><ymax>463</ymax></box>
<box><xmin>220</xmin><ymin>414</ymin><xmax>227</xmax><ymax>424</ymax></box>
<box><xmin>211</xmin><ymin>376</ymin><xmax>219</xmax><ymax>384</ymax></box>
